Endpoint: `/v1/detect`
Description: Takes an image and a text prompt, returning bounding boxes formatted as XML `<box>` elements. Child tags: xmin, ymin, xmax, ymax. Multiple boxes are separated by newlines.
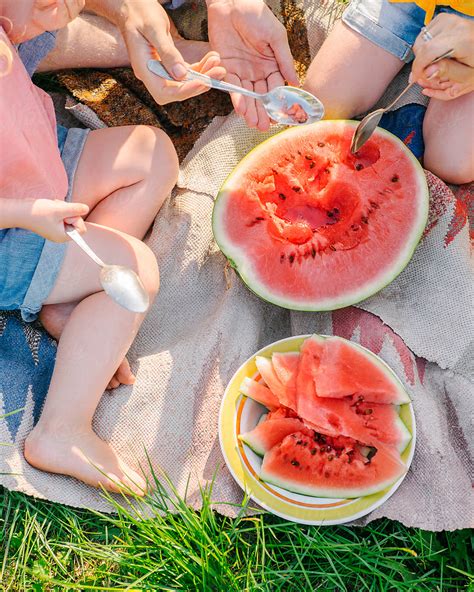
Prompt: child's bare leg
<box><xmin>25</xmin><ymin>224</ymin><xmax>159</xmax><ymax>494</ymax></box>
<box><xmin>423</xmin><ymin>93</ymin><xmax>474</xmax><ymax>185</ymax></box>
<box><xmin>303</xmin><ymin>21</ymin><xmax>404</xmax><ymax>118</ymax></box>
<box><xmin>40</xmin><ymin>125</ymin><xmax>177</xmax><ymax>387</ymax></box>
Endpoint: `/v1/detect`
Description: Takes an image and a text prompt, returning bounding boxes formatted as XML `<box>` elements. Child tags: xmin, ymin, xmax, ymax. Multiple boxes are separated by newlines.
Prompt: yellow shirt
<box><xmin>390</xmin><ymin>0</ymin><xmax>474</xmax><ymax>23</ymax></box>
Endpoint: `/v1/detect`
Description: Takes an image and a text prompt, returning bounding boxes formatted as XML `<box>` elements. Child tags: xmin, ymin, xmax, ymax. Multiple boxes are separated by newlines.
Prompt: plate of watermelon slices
<box><xmin>219</xmin><ymin>334</ymin><xmax>416</xmax><ymax>525</ymax></box>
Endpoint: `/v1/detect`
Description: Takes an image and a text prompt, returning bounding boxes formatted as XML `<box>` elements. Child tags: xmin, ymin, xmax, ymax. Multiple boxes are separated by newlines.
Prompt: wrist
<box><xmin>206</xmin><ymin>0</ymin><xmax>234</xmax><ymax>7</ymax></box>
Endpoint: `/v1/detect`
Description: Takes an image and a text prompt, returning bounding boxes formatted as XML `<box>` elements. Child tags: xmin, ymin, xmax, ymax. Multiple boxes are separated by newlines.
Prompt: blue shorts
<box><xmin>0</xmin><ymin>125</ymin><xmax>89</xmax><ymax>322</ymax></box>
<box><xmin>343</xmin><ymin>0</ymin><xmax>473</xmax><ymax>63</ymax></box>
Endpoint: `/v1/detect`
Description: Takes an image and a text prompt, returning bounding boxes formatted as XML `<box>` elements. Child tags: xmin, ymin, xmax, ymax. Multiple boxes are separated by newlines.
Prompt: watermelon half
<box><xmin>213</xmin><ymin>121</ymin><xmax>429</xmax><ymax>311</ymax></box>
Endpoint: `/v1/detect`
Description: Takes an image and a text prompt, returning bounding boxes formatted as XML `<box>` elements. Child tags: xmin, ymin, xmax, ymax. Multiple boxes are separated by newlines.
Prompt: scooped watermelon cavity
<box><xmin>239</xmin><ymin>377</ymin><xmax>280</xmax><ymax>410</ymax></box>
<box><xmin>315</xmin><ymin>336</ymin><xmax>410</xmax><ymax>404</ymax></box>
<box><xmin>260</xmin><ymin>431</ymin><xmax>406</xmax><ymax>498</ymax></box>
<box><xmin>213</xmin><ymin>121</ymin><xmax>429</xmax><ymax>311</ymax></box>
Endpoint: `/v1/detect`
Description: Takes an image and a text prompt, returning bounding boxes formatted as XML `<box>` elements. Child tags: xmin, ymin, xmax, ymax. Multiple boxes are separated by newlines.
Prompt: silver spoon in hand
<box><xmin>147</xmin><ymin>60</ymin><xmax>325</xmax><ymax>126</ymax></box>
<box><xmin>351</xmin><ymin>48</ymin><xmax>454</xmax><ymax>154</ymax></box>
<box><xmin>64</xmin><ymin>224</ymin><xmax>149</xmax><ymax>313</ymax></box>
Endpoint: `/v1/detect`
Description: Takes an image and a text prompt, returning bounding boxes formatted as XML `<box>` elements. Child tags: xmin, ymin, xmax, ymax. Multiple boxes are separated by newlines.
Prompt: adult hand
<box><xmin>207</xmin><ymin>0</ymin><xmax>298</xmax><ymax>131</ymax></box>
<box><xmin>411</xmin><ymin>13</ymin><xmax>474</xmax><ymax>100</ymax></box>
<box><xmin>28</xmin><ymin>199</ymin><xmax>89</xmax><ymax>242</ymax></box>
<box><xmin>87</xmin><ymin>0</ymin><xmax>226</xmax><ymax>104</ymax></box>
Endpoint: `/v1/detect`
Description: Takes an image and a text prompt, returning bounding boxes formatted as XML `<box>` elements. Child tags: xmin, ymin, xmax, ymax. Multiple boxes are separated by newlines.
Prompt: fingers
<box><xmin>271</xmin><ymin>26</ymin><xmax>299</xmax><ymax>86</ymax></box>
<box><xmin>424</xmin><ymin>58</ymin><xmax>474</xmax><ymax>87</ymax></box>
<box><xmin>241</xmin><ymin>80</ymin><xmax>258</xmax><ymax>128</ymax></box>
<box><xmin>141</xmin><ymin>15</ymin><xmax>187</xmax><ymax>80</ymax></box>
<box><xmin>64</xmin><ymin>216</ymin><xmax>87</xmax><ymax>234</ymax></box>
<box><xmin>254</xmin><ymin>79</ymin><xmax>271</xmax><ymax>131</ymax></box>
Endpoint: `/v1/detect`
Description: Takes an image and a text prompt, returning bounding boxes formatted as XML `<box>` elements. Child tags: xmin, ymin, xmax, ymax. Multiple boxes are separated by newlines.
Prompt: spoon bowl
<box><xmin>147</xmin><ymin>60</ymin><xmax>324</xmax><ymax>126</ymax></box>
<box><xmin>65</xmin><ymin>224</ymin><xmax>150</xmax><ymax>313</ymax></box>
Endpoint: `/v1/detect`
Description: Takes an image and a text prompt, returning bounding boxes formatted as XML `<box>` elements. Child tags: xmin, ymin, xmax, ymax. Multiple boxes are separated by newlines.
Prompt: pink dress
<box><xmin>0</xmin><ymin>27</ymin><xmax>69</xmax><ymax>321</ymax></box>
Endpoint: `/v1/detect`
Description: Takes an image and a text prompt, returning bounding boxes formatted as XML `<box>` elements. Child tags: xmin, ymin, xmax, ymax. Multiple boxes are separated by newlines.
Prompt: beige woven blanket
<box><xmin>1</xmin><ymin>0</ymin><xmax>472</xmax><ymax>531</ymax></box>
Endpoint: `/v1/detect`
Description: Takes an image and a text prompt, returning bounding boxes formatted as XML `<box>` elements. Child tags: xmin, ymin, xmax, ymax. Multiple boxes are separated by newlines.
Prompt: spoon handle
<box><xmin>64</xmin><ymin>224</ymin><xmax>106</xmax><ymax>268</ymax></box>
<box><xmin>147</xmin><ymin>59</ymin><xmax>260</xmax><ymax>99</ymax></box>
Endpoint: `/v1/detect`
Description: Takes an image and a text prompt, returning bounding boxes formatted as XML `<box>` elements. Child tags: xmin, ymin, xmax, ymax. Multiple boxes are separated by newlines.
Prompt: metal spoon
<box><xmin>147</xmin><ymin>59</ymin><xmax>325</xmax><ymax>126</ymax></box>
<box><xmin>350</xmin><ymin>48</ymin><xmax>454</xmax><ymax>154</ymax></box>
<box><xmin>64</xmin><ymin>224</ymin><xmax>149</xmax><ymax>313</ymax></box>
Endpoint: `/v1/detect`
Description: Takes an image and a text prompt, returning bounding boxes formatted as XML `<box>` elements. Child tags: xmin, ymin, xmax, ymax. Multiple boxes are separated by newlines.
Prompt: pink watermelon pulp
<box><xmin>238</xmin><ymin>335</ymin><xmax>411</xmax><ymax>498</ymax></box>
<box><xmin>260</xmin><ymin>431</ymin><xmax>406</xmax><ymax>498</ymax></box>
<box><xmin>213</xmin><ymin>121</ymin><xmax>429</xmax><ymax>311</ymax></box>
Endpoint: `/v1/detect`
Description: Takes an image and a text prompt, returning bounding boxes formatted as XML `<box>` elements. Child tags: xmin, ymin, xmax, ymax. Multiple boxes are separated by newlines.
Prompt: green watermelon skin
<box><xmin>260</xmin><ymin>432</ymin><xmax>406</xmax><ymax>499</ymax></box>
<box><xmin>239</xmin><ymin>377</ymin><xmax>280</xmax><ymax>410</ymax></box>
<box><xmin>213</xmin><ymin>121</ymin><xmax>429</xmax><ymax>312</ymax></box>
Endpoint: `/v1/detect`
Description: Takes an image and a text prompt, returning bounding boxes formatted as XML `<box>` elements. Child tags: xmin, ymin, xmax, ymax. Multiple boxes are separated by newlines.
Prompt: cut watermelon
<box><xmin>239</xmin><ymin>416</ymin><xmax>306</xmax><ymax>456</ymax></box>
<box><xmin>296</xmin><ymin>335</ymin><xmax>325</xmax><ymax>404</ymax></box>
<box><xmin>213</xmin><ymin>121</ymin><xmax>429</xmax><ymax>311</ymax></box>
<box><xmin>271</xmin><ymin>352</ymin><xmax>299</xmax><ymax>408</ymax></box>
<box><xmin>239</xmin><ymin>377</ymin><xmax>280</xmax><ymax>410</ymax></box>
<box><xmin>315</xmin><ymin>336</ymin><xmax>410</xmax><ymax>404</ymax></box>
<box><xmin>297</xmin><ymin>394</ymin><xmax>411</xmax><ymax>452</ymax></box>
<box><xmin>255</xmin><ymin>356</ymin><xmax>287</xmax><ymax>404</ymax></box>
<box><xmin>260</xmin><ymin>431</ymin><xmax>406</xmax><ymax>498</ymax></box>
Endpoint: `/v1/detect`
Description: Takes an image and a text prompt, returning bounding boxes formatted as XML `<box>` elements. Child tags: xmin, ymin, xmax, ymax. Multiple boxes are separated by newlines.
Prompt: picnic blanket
<box><xmin>1</xmin><ymin>0</ymin><xmax>473</xmax><ymax>531</ymax></box>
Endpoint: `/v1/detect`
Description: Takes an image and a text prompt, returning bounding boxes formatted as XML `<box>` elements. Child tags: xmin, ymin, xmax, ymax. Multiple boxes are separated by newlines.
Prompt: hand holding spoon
<box><xmin>147</xmin><ymin>60</ymin><xmax>325</xmax><ymax>126</ymax></box>
<box><xmin>351</xmin><ymin>48</ymin><xmax>454</xmax><ymax>153</ymax></box>
<box><xmin>64</xmin><ymin>224</ymin><xmax>149</xmax><ymax>313</ymax></box>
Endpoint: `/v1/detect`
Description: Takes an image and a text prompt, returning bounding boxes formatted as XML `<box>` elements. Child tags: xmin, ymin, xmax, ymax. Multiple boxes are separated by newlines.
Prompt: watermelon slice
<box><xmin>255</xmin><ymin>356</ymin><xmax>287</xmax><ymax>404</ymax></box>
<box><xmin>239</xmin><ymin>377</ymin><xmax>280</xmax><ymax>410</ymax></box>
<box><xmin>213</xmin><ymin>121</ymin><xmax>429</xmax><ymax>311</ymax></box>
<box><xmin>239</xmin><ymin>416</ymin><xmax>306</xmax><ymax>456</ymax></box>
<box><xmin>296</xmin><ymin>335</ymin><xmax>325</xmax><ymax>404</ymax></box>
<box><xmin>260</xmin><ymin>431</ymin><xmax>406</xmax><ymax>498</ymax></box>
<box><xmin>297</xmin><ymin>394</ymin><xmax>411</xmax><ymax>452</ymax></box>
<box><xmin>315</xmin><ymin>336</ymin><xmax>410</xmax><ymax>404</ymax></box>
<box><xmin>271</xmin><ymin>352</ymin><xmax>299</xmax><ymax>408</ymax></box>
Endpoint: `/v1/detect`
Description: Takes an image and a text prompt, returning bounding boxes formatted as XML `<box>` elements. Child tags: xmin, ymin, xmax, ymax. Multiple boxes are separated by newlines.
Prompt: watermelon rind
<box><xmin>212</xmin><ymin>120</ymin><xmax>429</xmax><ymax>312</ymax></box>
<box><xmin>395</xmin><ymin>415</ymin><xmax>412</xmax><ymax>453</ymax></box>
<box><xmin>259</xmin><ymin>466</ymin><xmax>407</xmax><ymax>499</ymax></box>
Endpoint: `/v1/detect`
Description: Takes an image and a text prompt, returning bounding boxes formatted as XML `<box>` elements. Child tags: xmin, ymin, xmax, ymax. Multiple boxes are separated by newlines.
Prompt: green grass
<box><xmin>1</xmin><ymin>472</ymin><xmax>472</xmax><ymax>591</ymax></box>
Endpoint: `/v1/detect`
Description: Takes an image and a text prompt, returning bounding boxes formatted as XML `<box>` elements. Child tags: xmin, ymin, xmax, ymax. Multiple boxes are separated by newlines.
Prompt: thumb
<box><xmin>64</xmin><ymin>215</ymin><xmax>87</xmax><ymax>234</ymax></box>
<box><xmin>425</xmin><ymin>58</ymin><xmax>474</xmax><ymax>86</ymax></box>
<box><xmin>153</xmin><ymin>30</ymin><xmax>187</xmax><ymax>80</ymax></box>
<box><xmin>60</xmin><ymin>201</ymin><xmax>90</xmax><ymax>218</ymax></box>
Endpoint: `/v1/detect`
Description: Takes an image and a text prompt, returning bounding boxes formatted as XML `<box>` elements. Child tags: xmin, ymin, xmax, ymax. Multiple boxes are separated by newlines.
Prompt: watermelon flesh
<box><xmin>213</xmin><ymin>121</ymin><xmax>429</xmax><ymax>311</ymax></box>
<box><xmin>260</xmin><ymin>431</ymin><xmax>406</xmax><ymax>498</ymax></box>
<box><xmin>239</xmin><ymin>416</ymin><xmax>307</xmax><ymax>456</ymax></box>
<box><xmin>297</xmin><ymin>393</ymin><xmax>411</xmax><ymax>452</ymax></box>
<box><xmin>315</xmin><ymin>336</ymin><xmax>410</xmax><ymax>404</ymax></box>
<box><xmin>239</xmin><ymin>377</ymin><xmax>280</xmax><ymax>410</ymax></box>
<box><xmin>271</xmin><ymin>352</ymin><xmax>299</xmax><ymax>408</ymax></box>
<box><xmin>296</xmin><ymin>335</ymin><xmax>324</xmax><ymax>404</ymax></box>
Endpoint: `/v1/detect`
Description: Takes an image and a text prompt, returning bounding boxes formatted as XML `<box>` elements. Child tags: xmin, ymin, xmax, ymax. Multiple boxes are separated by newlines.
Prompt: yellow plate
<box><xmin>218</xmin><ymin>335</ymin><xmax>416</xmax><ymax>525</ymax></box>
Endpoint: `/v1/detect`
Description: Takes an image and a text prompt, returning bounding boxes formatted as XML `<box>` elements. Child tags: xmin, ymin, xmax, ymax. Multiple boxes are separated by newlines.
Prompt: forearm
<box><xmin>37</xmin><ymin>13</ymin><xmax>130</xmax><ymax>72</ymax></box>
<box><xmin>0</xmin><ymin>198</ymin><xmax>33</xmax><ymax>230</ymax></box>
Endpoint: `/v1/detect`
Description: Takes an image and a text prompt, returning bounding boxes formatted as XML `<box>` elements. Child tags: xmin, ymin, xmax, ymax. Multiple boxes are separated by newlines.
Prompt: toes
<box><xmin>106</xmin><ymin>377</ymin><xmax>121</xmax><ymax>390</ymax></box>
<box><xmin>115</xmin><ymin>359</ymin><xmax>136</xmax><ymax>386</ymax></box>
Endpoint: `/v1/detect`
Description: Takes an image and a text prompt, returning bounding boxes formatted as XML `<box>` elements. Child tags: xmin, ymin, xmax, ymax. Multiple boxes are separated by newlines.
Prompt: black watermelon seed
<box><xmin>324</xmin><ymin>168</ymin><xmax>330</xmax><ymax>174</ymax></box>
<box><xmin>324</xmin><ymin>471</ymin><xmax>330</xmax><ymax>478</ymax></box>
<box><xmin>363</xmin><ymin>408</ymin><xmax>373</xmax><ymax>415</ymax></box>
<box><xmin>305</xmin><ymin>155</ymin><xmax>313</xmax><ymax>160</ymax></box>
<box><xmin>361</xmin><ymin>216</ymin><xmax>369</xmax><ymax>224</ymax></box>
<box><xmin>318</xmin><ymin>142</ymin><xmax>325</xmax><ymax>147</ymax></box>
<box><xmin>311</xmin><ymin>247</ymin><xmax>316</xmax><ymax>258</ymax></box>
<box><xmin>370</xmin><ymin>201</ymin><xmax>379</xmax><ymax>209</ymax></box>
<box><xmin>333</xmin><ymin>208</ymin><xmax>339</xmax><ymax>214</ymax></box>
<box><xmin>327</xmin><ymin>211</ymin><xmax>334</xmax><ymax>218</ymax></box>
<box><xmin>296</xmin><ymin>440</ymin><xmax>303</xmax><ymax>445</ymax></box>
<box><xmin>280</xmin><ymin>254</ymin><xmax>285</xmax><ymax>263</ymax></box>
<box><xmin>291</xmin><ymin>459</ymin><xmax>300</xmax><ymax>466</ymax></box>
<box><xmin>310</xmin><ymin>448</ymin><xmax>317</xmax><ymax>455</ymax></box>
<box><xmin>256</xmin><ymin>216</ymin><xmax>264</xmax><ymax>221</ymax></box>
<box><xmin>391</xmin><ymin>175</ymin><xmax>399</xmax><ymax>182</ymax></box>
<box><xmin>328</xmin><ymin>455</ymin><xmax>334</xmax><ymax>461</ymax></box>
<box><xmin>271</xmin><ymin>168</ymin><xmax>278</xmax><ymax>175</ymax></box>
<box><xmin>279</xmin><ymin>193</ymin><xmax>286</xmax><ymax>200</ymax></box>
<box><xmin>351</xmin><ymin>224</ymin><xmax>360</xmax><ymax>231</ymax></box>
<box><xmin>309</xmin><ymin>161</ymin><xmax>316</xmax><ymax>169</ymax></box>
<box><xmin>329</xmin><ymin>245</ymin><xmax>336</xmax><ymax>251</ymax></box>
<box><xmin>355</xmin><ymin>163</ymin><xmax>363</xmax><ymax>171</ymax></box>
<box><xmin>289</xmin><ymin>254</ymin><xmax>295</xmax><ymax>264</ymax></box>
<box><xmin>292</xmin><ymin>186</ymin><xmax>301</xmax><ymax>193</ymax></box>
<box><xmin>297</xmin><ymin>150</ymin><xmax>302</xmax><ymax>155</ymax></box>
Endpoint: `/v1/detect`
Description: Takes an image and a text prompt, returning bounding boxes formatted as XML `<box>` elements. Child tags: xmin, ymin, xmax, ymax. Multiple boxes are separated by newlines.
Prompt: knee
<box><xmin>424</xmin><ymin>151</ymin><xmax>474</xmax><ymax>185</ymax></box>
<box><xmin>135</xmin><ymin>125</ymin><xmax>179</xmax><ymax>190</ymax></box>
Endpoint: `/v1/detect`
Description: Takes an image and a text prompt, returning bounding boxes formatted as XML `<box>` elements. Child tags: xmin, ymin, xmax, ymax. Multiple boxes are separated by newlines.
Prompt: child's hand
<box><xmin>411</xmin><ymin>14</ymin><xmax>474</xmax><ymax>101</ymax></box>
<box><xmin>28</xmin><ymin>199</ymin><xmax>89</xmax><ymax>242</ymax></box>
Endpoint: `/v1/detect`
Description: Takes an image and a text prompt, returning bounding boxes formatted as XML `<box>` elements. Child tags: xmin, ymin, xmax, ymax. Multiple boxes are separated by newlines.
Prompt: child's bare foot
<box><xmin>24</xmin><ymin>423</ymin><xmax>146</xmax><ymax>495</ymax></box>
<box><xmin>40</xmin><ymin>303</ymin><xmax>135</xmax><ymax>390</ymax></box>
